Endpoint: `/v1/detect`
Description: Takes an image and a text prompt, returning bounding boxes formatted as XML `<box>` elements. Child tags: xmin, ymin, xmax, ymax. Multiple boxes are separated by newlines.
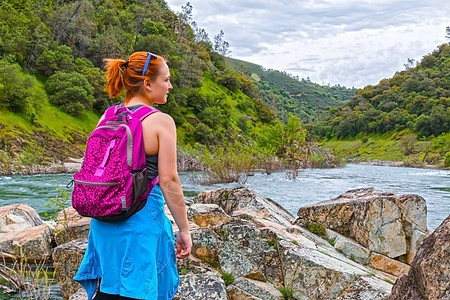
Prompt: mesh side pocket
<box><xmin>132</xmin><ymin>168</ymin><xmax>149</xmax><ymax>200</ymax></box>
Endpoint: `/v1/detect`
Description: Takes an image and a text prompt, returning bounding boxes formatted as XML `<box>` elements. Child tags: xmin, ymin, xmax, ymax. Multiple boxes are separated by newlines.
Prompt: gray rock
<box><xmin>296</xmin><ymin>188</ymin><xmax>428</xmax><ymax>260</ymax></box>
<box><xmin>54</xmin><ymin>206</ymin><xmax>90</xmax><ymax>246</ymax></box>
<box><xmin>227</xmin><ymin>277</ymin><xmax>284</xmax><ymax>300</ymax></box>
<box><xmin>194</xmin><ymin>187</ymin><xmax>295</xmax><ymax>227</ymax></box>
<box><xmin>173</xmin><ymin>272</ymin><xmax>228</xmax><ymax>300</ymax></box>
<box><xmin>278</xmin><ymin>239</ymin><xmax>392</xmax><ymax>300</ymax></box>
<box><xmin>69</xmin><ymin>288</ymin><xmax>87</xmax><ymax>300</ymax></box>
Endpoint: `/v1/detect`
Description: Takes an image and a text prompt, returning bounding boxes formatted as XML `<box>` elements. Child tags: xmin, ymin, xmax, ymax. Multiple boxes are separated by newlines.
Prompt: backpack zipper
<box><xmin>74</xmin><ymin>179</ymin><xmax>118</xmax><ymax>186</ymax></box>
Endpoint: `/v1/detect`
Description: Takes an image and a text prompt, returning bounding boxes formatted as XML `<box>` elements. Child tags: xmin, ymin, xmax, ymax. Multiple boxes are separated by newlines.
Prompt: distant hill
<box><xmin>225</xmin><ymin>57</ymin><xmax>356</xmax><ymax>123</ymax></box>
<box><xmin>316</xmin><ymin>43</ymin><xmax>450</xmax><ymax>139</ymax></box>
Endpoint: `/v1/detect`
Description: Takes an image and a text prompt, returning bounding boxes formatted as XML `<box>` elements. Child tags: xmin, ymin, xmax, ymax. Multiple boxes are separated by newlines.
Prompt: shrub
<box><xmin>45</xmin><ymin>71</ymin><xmax>94</xmax><ymax>116</ymax></box>
<box><xmin>198</xmin><ymin>143</ymin><xmax>257</xmax><ymax>184</ymax></box>
<box><xmin>445</xmin><ymin>152</ymin><xmax>450</xmax><ymax>168</ymax></box>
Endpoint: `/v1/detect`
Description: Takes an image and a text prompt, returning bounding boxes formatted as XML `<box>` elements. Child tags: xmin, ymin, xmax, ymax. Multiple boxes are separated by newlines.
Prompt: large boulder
<box><xmin>296</xmin><ymin>188</ymin><xmax>428</xmax><ymax>261</ymax></box>
<box><xmin>0</xmin><ymin>204</ymin><xmax>54</xmax><ymax>262</ymax></box>
<box><xmin>52</xmin><ymin>238</ymin><xmax>87</xmax><ymax>299</ymax></box>
<box><xmin>0</xmin><ymin>204</ymin><xmax>43</xmax><ymax>233</ymax></box>
<box><xmin>279</xmin><ymin>238</ymin><xmax>392</xmax><ymax>299</ymax></box>
<box><xmin>390</xmin><ymin>215</ymin><xmax>450</xmax><ymax>300</ymax></box>
<box><xmin>190</xmin><ymin>215</ymin><xmax>393</xmax><ymax>299</ymax></box>
<box><xmin>0</xmin><ymin>224</ymin><xmax>54</xmax><ymax>262</ymax></box>
<box><xmin>194</xmin><ymin>187</ymin><xmax>295</xmax><ymax>227</ymax></box>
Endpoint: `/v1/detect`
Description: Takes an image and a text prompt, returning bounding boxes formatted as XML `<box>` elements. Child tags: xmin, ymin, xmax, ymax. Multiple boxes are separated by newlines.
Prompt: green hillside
<box><xmin>0</xmin><ymin>0</ymin><xmax>322</xmax><ymax>176</ymax></box>
<box><xmin>0</xmin><ymin>0</ymin><xmax>448</xmax><ymax>175</ymax></box>
<box><xmin>314</xmin><ymin>43</ymin><xmax>450</xmax><ymax>167</ymax></box>
<box><xmin>226</xmin><ymin>57</ymin><xmax>356</xmax><ymax>123</ymax></box>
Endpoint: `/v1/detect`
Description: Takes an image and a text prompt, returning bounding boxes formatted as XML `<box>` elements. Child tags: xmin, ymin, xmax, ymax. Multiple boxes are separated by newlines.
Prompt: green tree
<box><xmin>0</xmin><ymin>60</ymin><xmax>30</xmax><ymax>112</ymax></box>
<box><xmin>45</xmin><ymin>71</ymin><xmax>94</xmax><ymax>116</ymax></box>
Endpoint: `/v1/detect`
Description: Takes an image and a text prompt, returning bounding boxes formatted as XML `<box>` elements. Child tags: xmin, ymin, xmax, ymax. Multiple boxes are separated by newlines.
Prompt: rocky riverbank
<box><xmin>0</xmin><ymin>187</ymin><xmax>448</xmax><ymax>299</ymax></box>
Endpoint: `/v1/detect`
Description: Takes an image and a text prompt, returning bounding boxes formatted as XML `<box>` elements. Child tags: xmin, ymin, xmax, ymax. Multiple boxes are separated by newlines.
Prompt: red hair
<box><xmin>103</xmin><ymin>52</ymin><xmax>166</xmax><ymax>104</ymax></box>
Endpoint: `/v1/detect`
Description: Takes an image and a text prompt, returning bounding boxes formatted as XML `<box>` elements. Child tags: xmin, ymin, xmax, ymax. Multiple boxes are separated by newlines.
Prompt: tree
<box><xmin>45</xmin><ymin>71</ymin><xmax>94</xmax><ymax>116</ymax></box>
<box><xmin>213</xmin><ymin>30</ymin><xmax>230</xmax><ymax>56</ymax></box>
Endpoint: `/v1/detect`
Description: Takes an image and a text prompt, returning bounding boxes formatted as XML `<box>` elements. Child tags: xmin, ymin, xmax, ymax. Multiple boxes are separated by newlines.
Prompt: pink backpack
<box><xmin>71</xmin><ymin>105</ymin><xmax>159</xmax><ymax>222</ymax></box>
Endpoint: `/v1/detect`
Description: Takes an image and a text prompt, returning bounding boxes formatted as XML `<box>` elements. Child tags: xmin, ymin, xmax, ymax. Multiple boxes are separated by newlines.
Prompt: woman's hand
<box><xmin>176</xmin><ymin>231</ymin><xmax>192</xmax><ymax>259</ymax></box>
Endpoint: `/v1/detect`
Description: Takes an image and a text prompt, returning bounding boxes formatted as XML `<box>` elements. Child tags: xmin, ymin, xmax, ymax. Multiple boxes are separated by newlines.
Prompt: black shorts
<box><xmin>93</xmin><ymin>291</ymin><xmax>141</xmax><ymax>300</ymax></box>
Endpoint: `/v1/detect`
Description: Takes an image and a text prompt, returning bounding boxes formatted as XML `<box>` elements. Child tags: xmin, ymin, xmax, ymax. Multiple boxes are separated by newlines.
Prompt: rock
<box><xmin>173</xmin><ymin>273</ymin><xmax>228</xmax><ymax>300</ymax></box>
<box><xmin>390</xmin><ymin>215</ymin><xmax>450</xmax><ymax>300</ymax></box>
<box><xmin>194</xmin><ymin>187</ymin><xmax>295</xmax><ymax>227</ymax></box>
<box><xmin>296</xmin><ymin>188</ymin><xmax>427</xmax><ymax>260</ymax></box>
<box><xmin>52</xmin><ymin>238</ymin><xmax>87</xmax><ymax>299</ymax></box>
<box><xmin>69</xmin><ymin>288</ymin><xmax>88</xmax><ymax>300</ymax></box>
<box><xmin>54</xmin><ymin>207</ymin><xmax>90</xmax><ymax>246</ymax></box>
<box><xmin>336</xmin><ymin>276</ymin><xmax>391</xmax><ymax>300</ymax></box>
<box><xmin>279</xmin><ymin>239</ymin><xmax>392</xmax><ymax>299</ymax></box>
<box><xmin>0</xmin><ymin>224</ymin><xmax>54</xmax><ymax>262</ymax></box>
<box><xmin>188</xmin><ymin>204</ymin><xmax>231</xmax><ymax>227</ymax></box>
<box><xmin>0</xmin><ymin>204</ymin><xmax>43</xmax><ymax>233</ymax></box>
<box><xmin>369</xmin><ymin>253</ymin><xmax>410</xmax><ymax>277</ymax></box>
<box><xmin>227</xmin><ymin>277</ymin><xmax>284</xmax><ymax>300</ymax></box>
<box><xmin>176</xmin><ymin>254</ymin><xmax>214</xmax><ymax>275</ymax></box>
<box><xmin>327</xmin><ymin>229</ymin><xmax>371</xmax><ymax>265</ymax></box>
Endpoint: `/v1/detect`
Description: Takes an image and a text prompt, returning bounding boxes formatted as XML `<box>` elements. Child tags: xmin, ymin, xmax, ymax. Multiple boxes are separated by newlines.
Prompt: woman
<box><xmin>74</xmin><ymin>51</ymin><xmax>192</xmax><ymax>300</ymax></box>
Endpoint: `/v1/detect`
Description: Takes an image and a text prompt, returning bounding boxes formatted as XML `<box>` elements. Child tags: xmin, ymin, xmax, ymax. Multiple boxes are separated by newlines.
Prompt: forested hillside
<box><xmin>316</xmin><ymin>44</ymin><xmax>450</xmax><ymax>139</ymax></box>
<box><xmin>0</xmin><ymin>0</ymin><xmax>324</xmax><ymax>176</ymax></box>
<box><xmin>315</xmin><ymin>43</ymin><xmax>450</xmax><ymax>167</ymax></box>
<box><xmin>0</xmin><ymin>0</ymin><xmax>448</xmax><ymax>174</ymax></box>
<box><xmin>226</xmin><ymin>58</ymin><xmax>356</xmax><ymax>123</ymax></box>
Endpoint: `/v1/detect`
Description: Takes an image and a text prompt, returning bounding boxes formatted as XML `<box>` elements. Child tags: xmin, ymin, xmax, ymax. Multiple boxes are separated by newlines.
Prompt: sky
<box><xmin>164</xmin><ymin>0</ymin><xmax>449</xmax><ymax>88</ymax></box>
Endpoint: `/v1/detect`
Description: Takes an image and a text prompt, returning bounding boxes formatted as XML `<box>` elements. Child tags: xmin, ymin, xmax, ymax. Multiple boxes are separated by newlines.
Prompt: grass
<box><xmin>220</xmin><ymin>271</ymin><xmax>234</xmax><ymax>286</ymax></box>
<box><xmin>327</xmin><ymin>238</ymin><xmax>336</xmax><ymax>247</ymax></box>
<box><xmin>267</xmin><ymin>237</ymin><xmax>279</xmax><ymax>250</ymax></box>
<box><xmin>0</xmin><ymin>250</ymin><xmax>55</xmax><ymax>299</ymax></box>
<box><xmin>180</xmin><ymin>267</ymin><xmax>189</xmax><ymax>276</ymax></box>
<box><xmin>278</xmin><ymin>286</ymin><xmax>293</xmax><ymax>299</ymax></box>
<box><xmin>307</xmin><ymin>222</ymin><xmax>327</xmax><ymax>239</ymax></box>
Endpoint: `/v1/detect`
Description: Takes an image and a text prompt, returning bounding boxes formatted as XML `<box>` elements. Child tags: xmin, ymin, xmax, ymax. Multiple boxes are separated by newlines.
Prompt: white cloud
<box><xmin>165</xmin><ymin>0</ymin><xmax>449</xmax><ymax>87</ymax></box>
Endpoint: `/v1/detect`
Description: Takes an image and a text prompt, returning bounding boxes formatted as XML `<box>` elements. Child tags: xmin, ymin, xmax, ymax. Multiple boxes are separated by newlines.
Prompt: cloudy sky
<box><xmin>165</xmin><ymin>0</ymin><xmax>449</xmax><ymax>88</ymax></box>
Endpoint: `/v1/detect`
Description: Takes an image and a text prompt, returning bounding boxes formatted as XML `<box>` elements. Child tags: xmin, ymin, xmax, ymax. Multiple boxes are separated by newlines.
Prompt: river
<box><xmin>0</xmin><ymin>164</ymin><xmax>448</xmax><ymax>230</ymax></box>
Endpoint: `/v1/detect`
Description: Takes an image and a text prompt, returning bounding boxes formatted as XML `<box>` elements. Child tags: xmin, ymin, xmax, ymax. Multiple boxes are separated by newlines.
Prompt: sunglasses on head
<box><xmin>142</xmin><ymin>52</ymin><xmax>154</xmax><ymax>85</ymax></box>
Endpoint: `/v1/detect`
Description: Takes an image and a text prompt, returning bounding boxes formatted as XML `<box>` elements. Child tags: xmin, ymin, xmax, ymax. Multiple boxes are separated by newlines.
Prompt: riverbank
<box><xmin>349</xmin><ymin>158</ymin><xmax>448</xmax><ymax>170</ymax></box>
<box><xmin>0</xmin><ymin>155</ymin><xmax>447</xmax><ymax>178</ymax></box>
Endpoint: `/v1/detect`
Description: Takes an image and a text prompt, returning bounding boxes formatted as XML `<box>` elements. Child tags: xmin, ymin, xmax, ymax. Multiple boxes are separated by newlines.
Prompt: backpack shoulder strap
<box><xmin>132</xmin><ymin>105</ymin><xmax>160</xmax><ymax>121</ymax></box>
<box><xmin>104</xmin><ymin>105</ymin><xmax>119</xmax><ymax>119</ymax></box>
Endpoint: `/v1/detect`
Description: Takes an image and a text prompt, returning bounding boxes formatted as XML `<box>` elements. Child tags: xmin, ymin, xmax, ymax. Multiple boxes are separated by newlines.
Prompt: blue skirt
<box><xmin>74</xmin><ymin>185</ymin><xmax>179</xmax><ymax>300</ymax></box>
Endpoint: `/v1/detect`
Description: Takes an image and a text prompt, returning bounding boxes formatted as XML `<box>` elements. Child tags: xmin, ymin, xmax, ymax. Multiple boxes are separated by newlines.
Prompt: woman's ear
<box><xmin>143</xmin><ymin>79</ymin><xmax>152</xmax><ymax>90</ymax></box>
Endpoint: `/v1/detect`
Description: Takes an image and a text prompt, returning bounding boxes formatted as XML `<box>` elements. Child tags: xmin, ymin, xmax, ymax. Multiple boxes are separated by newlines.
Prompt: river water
<box><xmin>0</xmin><ymin>164</ymin><xmax>448</xmax><ymax>230</ymax></box>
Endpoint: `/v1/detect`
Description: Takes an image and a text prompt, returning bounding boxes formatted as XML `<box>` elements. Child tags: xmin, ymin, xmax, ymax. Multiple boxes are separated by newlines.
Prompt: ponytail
<box><xmin>104</xmin><ymin>59</ymin><xmax>127</xmax><ymax>98</ymax></box>
<box><xmin>103</xmin><ymin>52</ymin><xmax>166</xmax><ymax>104</ymax></box>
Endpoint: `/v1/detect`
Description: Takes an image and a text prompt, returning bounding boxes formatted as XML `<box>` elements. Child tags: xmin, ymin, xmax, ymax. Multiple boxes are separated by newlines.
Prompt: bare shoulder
<box><xmin>143</xmin><ymin>111</ymin><xmax>175</xmax><ymax>129</ymax></box>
